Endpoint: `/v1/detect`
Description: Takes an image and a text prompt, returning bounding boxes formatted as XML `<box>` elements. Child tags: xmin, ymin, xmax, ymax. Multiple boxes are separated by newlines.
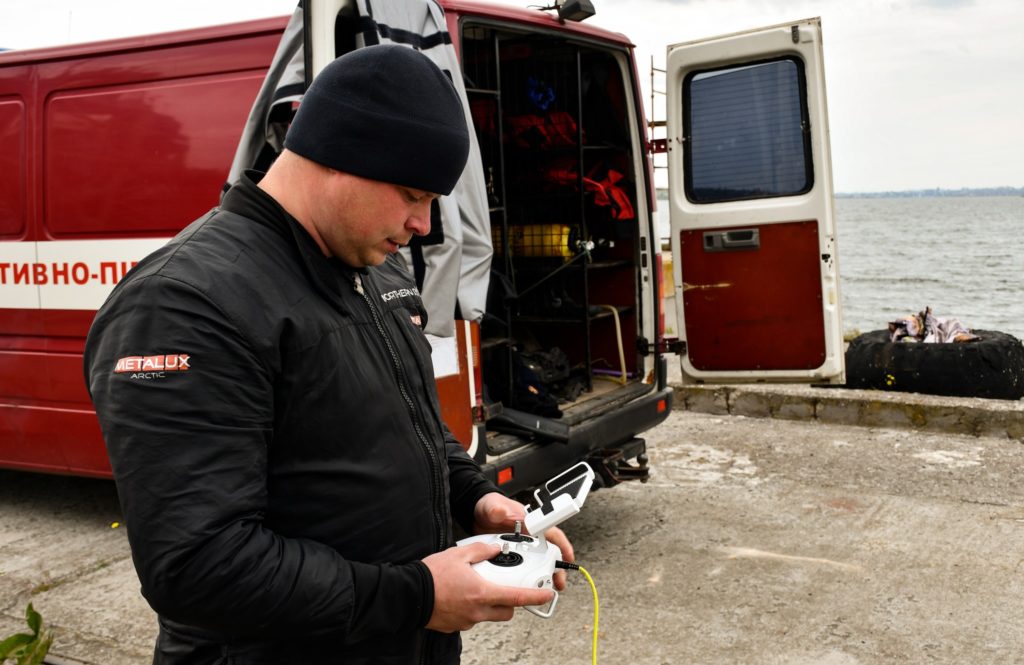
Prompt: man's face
<box><xmin>312</xmin><ymin>171</ymin><xmax>437</xmax><ymax>268</ymax></box>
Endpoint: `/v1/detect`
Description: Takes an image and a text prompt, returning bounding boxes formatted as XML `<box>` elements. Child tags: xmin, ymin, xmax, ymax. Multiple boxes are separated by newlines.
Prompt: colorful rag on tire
<box><xmin>888</xmin><ymin>306</ymin><xmax>979</xmax><ymax>343</ymax></box>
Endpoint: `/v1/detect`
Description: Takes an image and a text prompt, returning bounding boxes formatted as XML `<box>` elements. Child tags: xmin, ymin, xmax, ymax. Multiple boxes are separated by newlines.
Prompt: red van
<box><xmin>0</xmin><ymin>0</ymin><xmax>843</xmax><ymax>494</ymax></box>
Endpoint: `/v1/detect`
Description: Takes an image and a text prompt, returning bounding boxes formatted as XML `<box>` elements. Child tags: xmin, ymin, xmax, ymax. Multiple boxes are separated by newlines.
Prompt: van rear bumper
<box><xmin>480</xmin><ymin>386</ymin><xmax>673</xmax><ymax>495</ymax></box>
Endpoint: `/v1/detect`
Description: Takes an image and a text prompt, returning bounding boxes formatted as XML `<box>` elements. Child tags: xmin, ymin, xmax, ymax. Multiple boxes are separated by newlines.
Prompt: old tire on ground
<box><xmin>844</xmin><ymin>329</ymin><xmax>1024</xmax><ymax>400</ymax></box>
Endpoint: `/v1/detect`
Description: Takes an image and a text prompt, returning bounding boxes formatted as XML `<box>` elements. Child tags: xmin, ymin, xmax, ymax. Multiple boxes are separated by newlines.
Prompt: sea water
<box><xmin>657</xmin><ymin>195</ymin><xmax>1024</xmax><ymax>342</ymax></box>
<box><xmin>836</xmin><ymin>196</ymin><xmax>1023</xmax><ymax>341</ymax></box>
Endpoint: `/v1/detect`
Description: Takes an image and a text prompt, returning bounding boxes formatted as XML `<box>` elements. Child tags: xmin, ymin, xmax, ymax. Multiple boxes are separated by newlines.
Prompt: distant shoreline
<box><xmin>836</xmin><ymin>187</ymin><xmax>1023</xmax><ymax>198</ymax></box>
<box><xmin>654</xmin><ymin>187</ymin><xmax>1023</xmax><ymax>199</ymax></box>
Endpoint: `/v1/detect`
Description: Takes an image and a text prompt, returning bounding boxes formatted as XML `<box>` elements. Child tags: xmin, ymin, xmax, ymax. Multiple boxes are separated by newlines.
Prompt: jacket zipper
<box><xmin>354</xmin><ymin>273</ymin><xmax>445</xmax><ymax>665</ymax></box>
<box><xmin>352</xmin><ymin>273</ymin><xmax>446</xmax><ymax>551</ymax></box>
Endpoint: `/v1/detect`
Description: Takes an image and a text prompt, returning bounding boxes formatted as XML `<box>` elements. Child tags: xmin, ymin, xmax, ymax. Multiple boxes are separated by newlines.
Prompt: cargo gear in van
<box><xmin>493</xmin><ymin>224</ymin><xmax>578</xmax><ymax>260</ymax></box>
<box><xmin>507</xmin><ymin>111</ymin><xmax>579</xmax><ymax>149</ymax></box>
<box><xmin>542</xmin><ymin>158</ymin><xmax>636</xmax><ymax>220</ymax></box>
<box><xmin>510</xmin><ymin>350</ymin><xmax>563</xmax><ymax>418</ymax></box>
<box><xmin>527</xmin><ymin>75</ymin><xmax>557</xmax><ymax>111</ymax></box>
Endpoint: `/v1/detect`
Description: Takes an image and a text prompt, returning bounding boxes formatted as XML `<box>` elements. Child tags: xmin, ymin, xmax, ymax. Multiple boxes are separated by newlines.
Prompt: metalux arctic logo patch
<box><xmin>114</xmin><ymin>354</ymin><xmax>190</xmax><ymax>380</ymax></box>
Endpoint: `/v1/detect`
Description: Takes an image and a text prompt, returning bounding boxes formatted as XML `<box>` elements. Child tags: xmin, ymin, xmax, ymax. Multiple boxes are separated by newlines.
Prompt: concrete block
<box><xmin>972</xmin><ymin>410</ymin><xmax>1024</xmax><ymax>439</ymax></box>
<box><xmin>774</xmin><ymin>395</ymin><xmax>816</xmax><ymax>421</ymax></box>
<box><xmin>857</xmin><ymin>400</ymin><xmax>920</xmax><ymax>430</ymax></box>
<box><xmin>975</xmin><ymin>410</ymin><xmax>1006</xmax><ymax>437</ymax></box>
<box><xmin>1007</xmin><ymin>416</ymin><xmax>1024</xmax><ymax>440</ymax></box>
<box><xmin>974</xmin><ymin>414</ymin><xmax>1009</xmax><ymax>439</ymax></box>
<box><xmin>730</xmin><ymin>389</ymin><xmax>772</xmax><ymax>418</ymax></box>
<box><xmin>674</xmin><ymin>385</ymin><xmax>730</xmax><ymax>415</ymax></box>
<box><xmin>815</xmin><ymin>398</ymin><xmax>861</xmax><ymax>426</ymax></box>
<box><xmin>666</xmin><ymin>378</ymin><xmax>1024</xmax><ymax>439</ymax></box>
<box><xmin>921</xmin><ymin>407</ymin><xmax>972</xmax><ymax>435</ymax></box>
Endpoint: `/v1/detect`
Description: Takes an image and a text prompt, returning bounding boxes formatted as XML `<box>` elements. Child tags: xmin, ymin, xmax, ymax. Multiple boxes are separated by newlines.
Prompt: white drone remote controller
<box><xmin>457</xmin><ymin>462</ymin><xmax>595</xmax><ymax>618</ymax></box>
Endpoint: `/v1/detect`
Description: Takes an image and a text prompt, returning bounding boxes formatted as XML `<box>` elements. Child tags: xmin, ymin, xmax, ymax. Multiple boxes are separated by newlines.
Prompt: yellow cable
<box><xmin>578</xmin><ymin>565</ymin><xmax>599</xmax><ymax>665</ymax></box>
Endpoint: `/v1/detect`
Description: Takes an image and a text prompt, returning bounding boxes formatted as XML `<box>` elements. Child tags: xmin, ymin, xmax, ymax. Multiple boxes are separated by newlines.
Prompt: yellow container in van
<box><xmin>494</xmin><ymin>224</ymin><xmax>575</xmax><ymax>259</ymax></box>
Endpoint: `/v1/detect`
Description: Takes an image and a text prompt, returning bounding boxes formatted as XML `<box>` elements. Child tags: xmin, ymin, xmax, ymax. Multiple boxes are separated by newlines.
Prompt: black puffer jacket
<box><xmin>84</xmin><ymin>174</ymin><xmax>497</xmax><ymax>664</ymax></box>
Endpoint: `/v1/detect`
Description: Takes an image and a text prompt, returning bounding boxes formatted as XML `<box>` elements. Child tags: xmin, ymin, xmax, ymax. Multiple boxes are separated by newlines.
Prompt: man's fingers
<box><xmin>478</xmin><ymin>605</ymin><xmax>516</xmax><ymax>624</ymax></box>
<box><xmin>474</xmin><ymin>492</ymin><xmax>527</xmax><ymax>532</ymax></box>
<box><xmin>489</xmin><ymin>584</ymin><xmax>555</xmax><ymax>608</ymax></box>
<box><xmin>544</xmin><ymin>526</ymin><xmax>575</xmax><ymax>563</ymax></box>
<box><xmin>486</xmin><ymin>501</ymin><xmax>513</xmax><ymax>521</ymax></box>
<box><xmin>461</xmin><ymin>542</ymin><xmax>501</xmax><ymax>564</ymax></box>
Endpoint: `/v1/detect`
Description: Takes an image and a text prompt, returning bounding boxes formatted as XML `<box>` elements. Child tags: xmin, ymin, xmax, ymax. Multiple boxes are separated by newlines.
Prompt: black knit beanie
<box><xmin>284</xmin><ymin>44</ymin><xmax>470</xmax><ymax>195</ymax></box>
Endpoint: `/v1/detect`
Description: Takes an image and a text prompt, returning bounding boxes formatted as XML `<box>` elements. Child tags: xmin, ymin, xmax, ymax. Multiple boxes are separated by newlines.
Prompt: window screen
<box><xmin>683</xmin><ymin>58</ymin><xmax>812</xmax><ymax>203</ymax></box>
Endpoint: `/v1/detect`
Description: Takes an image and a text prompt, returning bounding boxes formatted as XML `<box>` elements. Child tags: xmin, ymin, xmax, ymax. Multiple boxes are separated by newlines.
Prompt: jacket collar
<box><xmin>221</xmin><ymin>171</ymin><xmax>363</xmax><ymax>314</ymax></box>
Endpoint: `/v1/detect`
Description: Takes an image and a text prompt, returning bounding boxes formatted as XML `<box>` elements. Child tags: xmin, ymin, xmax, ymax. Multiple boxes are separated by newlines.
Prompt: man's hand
<box><xmin>471</xmin><ymin>492</ymin><xmax>576</xmax><ymax>591</ymax></box>
<box><xmin>472</xmin><ymin>491</ymin><xmax>527</xmax><ymax>535</ymax></box>
<box><xmin>422</xmin><ymin>542</ymin><xmax>555</xmax><ymax>633</ymax></box>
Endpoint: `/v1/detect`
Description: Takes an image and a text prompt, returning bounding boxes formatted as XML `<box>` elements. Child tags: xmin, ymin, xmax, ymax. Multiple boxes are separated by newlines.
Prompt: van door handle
<box><xmin>702</xmin><ymin>228</ymin><xmax>760</xmax><ymax>252</ymax></box>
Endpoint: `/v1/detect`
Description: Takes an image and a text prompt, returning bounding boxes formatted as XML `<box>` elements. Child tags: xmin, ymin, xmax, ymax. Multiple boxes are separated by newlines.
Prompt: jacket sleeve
<box><xmin>84</xmin><ymin>274</ymin><xmax>431</xmax><ymax>640</ymax></box>
<box><xmin>443</xmin><ymin>424</ymin><xmax>500</xmax><ymax>535</ymax></box>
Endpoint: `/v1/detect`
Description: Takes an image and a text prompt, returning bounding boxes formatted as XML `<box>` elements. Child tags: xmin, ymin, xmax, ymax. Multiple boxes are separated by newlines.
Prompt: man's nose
<box><xmin>406</xmin><ymin>203</ymin><xmax>433</xmax><ymax>236</ymax></box>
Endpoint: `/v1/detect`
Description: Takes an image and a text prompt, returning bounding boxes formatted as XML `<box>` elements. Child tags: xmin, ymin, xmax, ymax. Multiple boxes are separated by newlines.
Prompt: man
<box><xmin>84</xmin><ymin>44</ymin><xmax>573</xmax><ymax>664</ymax></box>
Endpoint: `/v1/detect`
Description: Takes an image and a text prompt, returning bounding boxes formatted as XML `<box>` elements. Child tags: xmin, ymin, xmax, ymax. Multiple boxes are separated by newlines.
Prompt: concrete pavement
<box><xmin>2</xmin><ymin>380</ymin><xmax>1022</xmax><ymax>664</ymax></box>
<box><xmin>463</xmin><ymin>409</ymin><xmax>1024</xmax><ymax>664</ymax></box>
<box><xmin>0</xmin><ymin>473</ymin><xmax>152</xmax><ymax>664</ymax></box>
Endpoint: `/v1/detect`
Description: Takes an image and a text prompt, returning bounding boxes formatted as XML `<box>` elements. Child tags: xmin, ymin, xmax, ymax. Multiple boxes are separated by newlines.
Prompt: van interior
<box><xmin>458</xmin><ymin>21</ymin><xmax>650</xmax><ymax>435</ymax></box>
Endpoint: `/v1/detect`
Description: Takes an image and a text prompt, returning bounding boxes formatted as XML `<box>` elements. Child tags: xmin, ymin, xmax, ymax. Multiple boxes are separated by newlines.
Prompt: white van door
<box><xmin>666</xmin><ymin>18</ymin><xmax>844</xmax><ymax>384</ymax></box>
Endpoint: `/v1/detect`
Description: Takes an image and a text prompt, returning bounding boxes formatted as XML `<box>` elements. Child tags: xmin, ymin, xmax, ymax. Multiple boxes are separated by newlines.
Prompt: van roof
<box><xmin>0</xmin><ymin>16</ymin><xmax>288</xmax><ymax>66</ymax></box>
<box><xmin>0</xmin><ymin>3</ymin><xmax>633</xmax><ymax>67</ymax></box>
<box><xmin>442</xmin><ymin>0</ymin><xmax>634</xmax><ymax>47</ymax></box>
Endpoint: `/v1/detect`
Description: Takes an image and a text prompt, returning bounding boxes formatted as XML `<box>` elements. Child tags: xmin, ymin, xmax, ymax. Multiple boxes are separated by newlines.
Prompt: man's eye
<box><xmin>403</xmin><ymin>188</ymin><xmax>436</xmax><ymax>204</ymax></box>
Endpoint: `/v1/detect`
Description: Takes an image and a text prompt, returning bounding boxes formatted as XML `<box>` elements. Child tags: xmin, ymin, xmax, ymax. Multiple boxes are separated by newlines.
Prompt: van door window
<box><xmin>683</xmin><ymin>58</ymin><xmax>812</xmax><ymax>203</ymax></box>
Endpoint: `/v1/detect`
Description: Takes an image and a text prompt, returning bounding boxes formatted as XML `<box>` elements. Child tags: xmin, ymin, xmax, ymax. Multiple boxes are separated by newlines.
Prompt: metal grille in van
<box><xmin>462</xmin><ymin>24</ymin><xmax>641</xmax><ymax>418</ymax></box>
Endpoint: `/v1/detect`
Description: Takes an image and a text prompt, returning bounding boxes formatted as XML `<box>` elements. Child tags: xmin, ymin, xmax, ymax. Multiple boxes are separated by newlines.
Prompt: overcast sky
<box><xmin>1</xmin><ymin>0</ymin><xmax>1021</xmax><ymax>193</ymax></box>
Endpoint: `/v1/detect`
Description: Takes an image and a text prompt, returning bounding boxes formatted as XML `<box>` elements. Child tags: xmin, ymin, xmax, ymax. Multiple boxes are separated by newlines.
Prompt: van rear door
<box><xmin>666</xmin><ymin>18</ymin><xmax>844</xmax><ymax>384</ymax></box>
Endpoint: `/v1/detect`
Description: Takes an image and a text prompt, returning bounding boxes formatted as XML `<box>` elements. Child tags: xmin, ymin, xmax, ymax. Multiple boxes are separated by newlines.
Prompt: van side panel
<box><xmin>0</xmin><ymin>97</ymin><xmax>26</xmax><ymax>238</ymax></box>
<box><xmin>44</xmin><ymin>74</ymin><xmax>269</xmax><ymax>238</ymax></box>
<box><xmin>0</xmin><ymin>23</ymin><xmax>283</xmax><ymax>476</ymax></box>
